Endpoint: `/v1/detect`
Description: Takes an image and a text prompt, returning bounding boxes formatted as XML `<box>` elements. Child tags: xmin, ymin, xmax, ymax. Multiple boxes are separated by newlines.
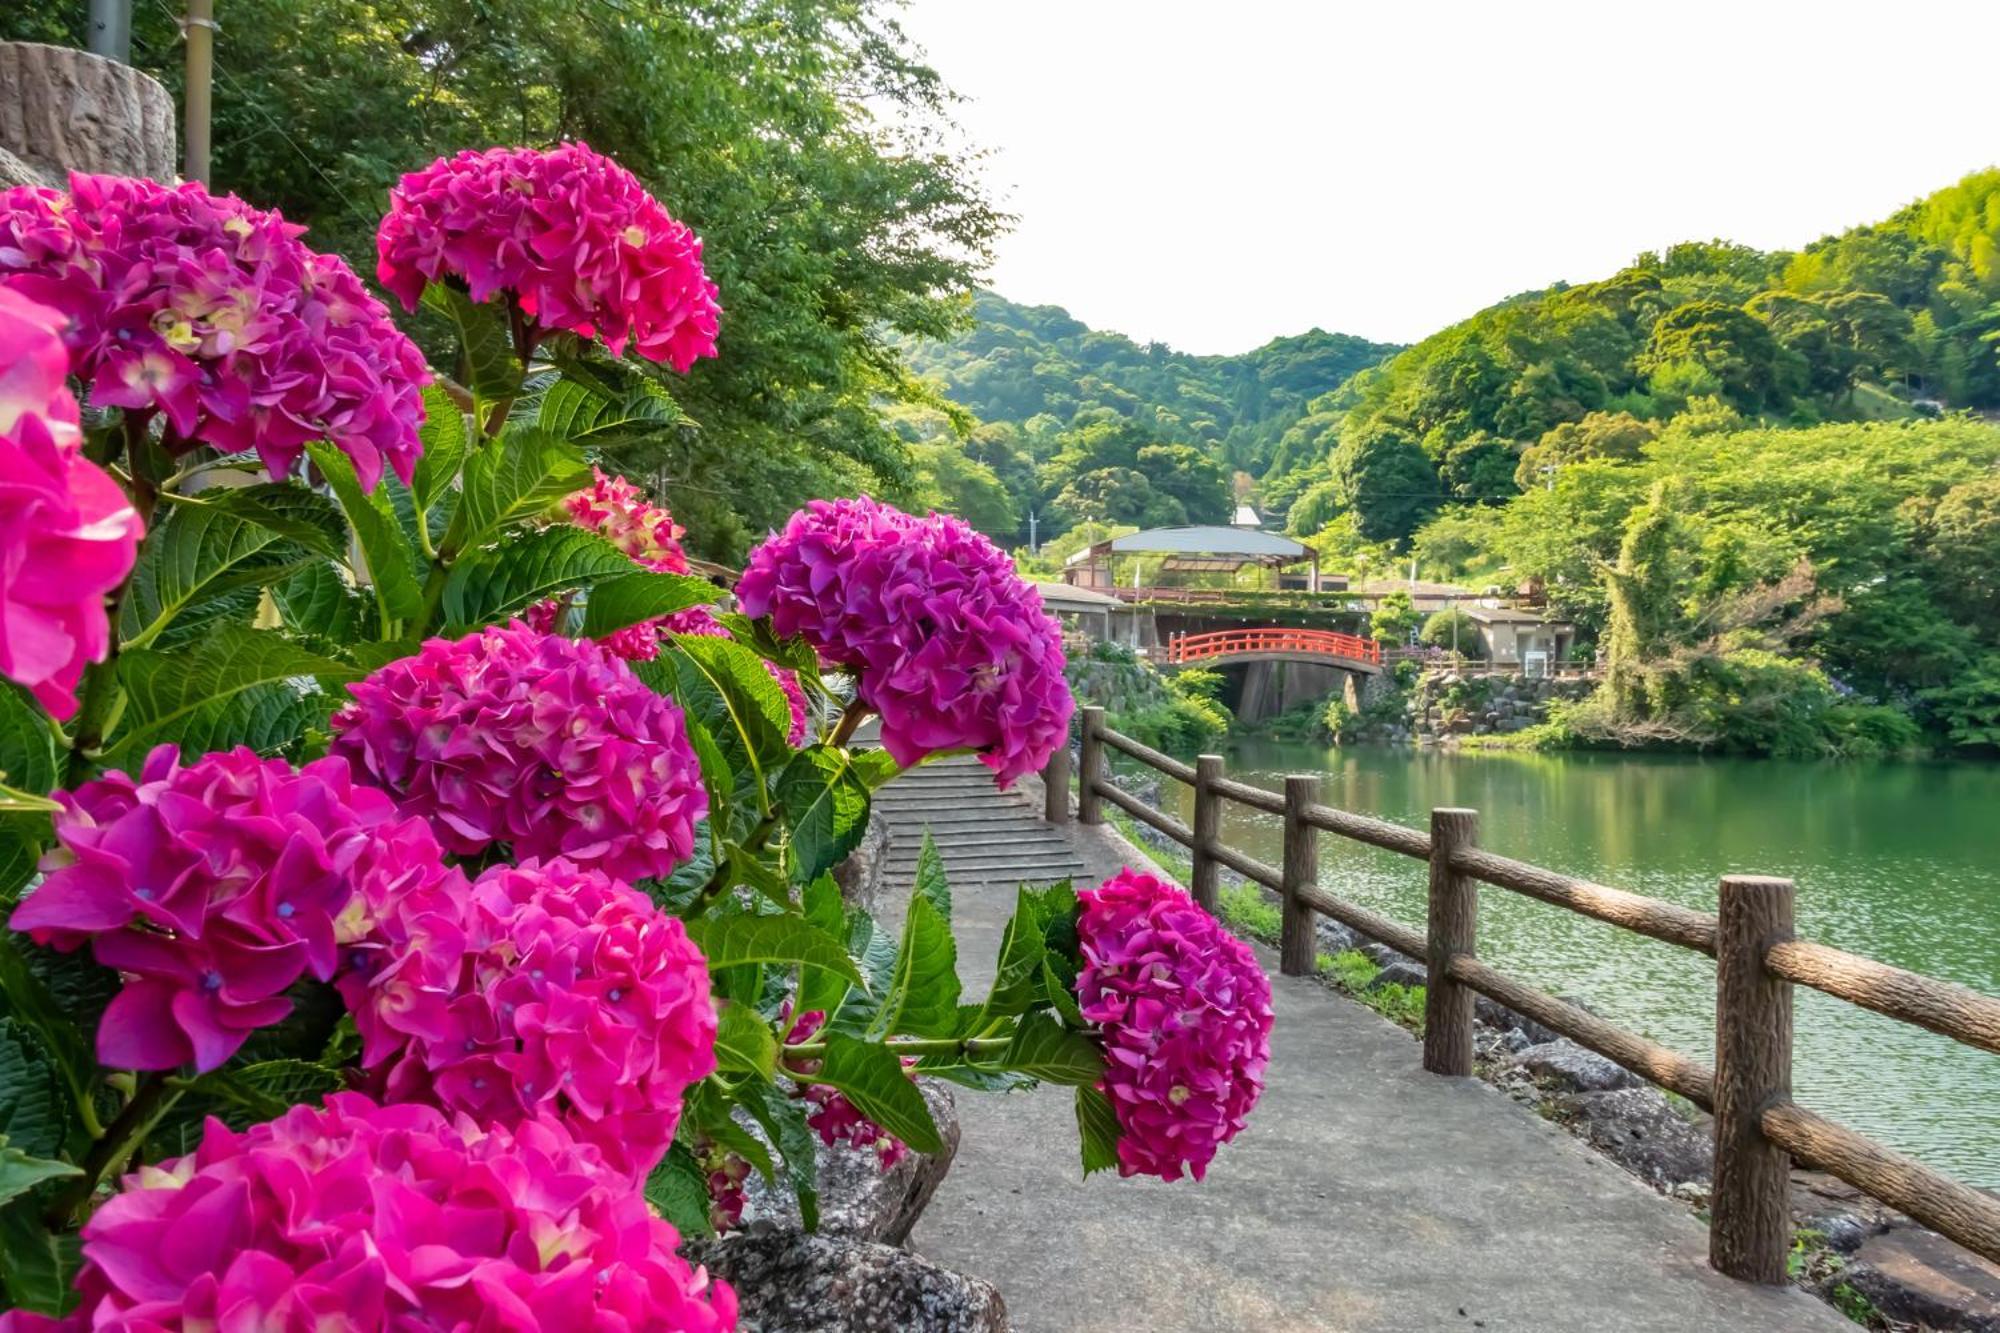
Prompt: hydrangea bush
<box><xmin>0</xmin><ymin>144</ymin><xmax>1271</xmax><ymax>1325</ymax></box>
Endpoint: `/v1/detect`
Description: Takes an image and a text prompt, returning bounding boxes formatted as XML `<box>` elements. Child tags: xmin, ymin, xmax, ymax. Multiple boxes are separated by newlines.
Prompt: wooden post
<box><xmin>1279</xmin><ymin>775</ymin><xmax>1319</xmax><ymax>976</ymax></box>
<box><xmin>1423</xmin><ymin>808</ymin><xmax>1480</xmax><ymax>1077</ymax></box>
<box><xmin>1711</xmin><ymin>875</ymin><xmax>1795</xmax><ymax>1284</ymax></box>
<box><xmin>1041</xmin><ymin>744</ymin><xmax>1071</xmax><ymax>825</ymax></box>
<box><xmin>1077</xmin><ymin>706</ymin><xmax>1105</xmax><ymax>826</ymax></box>
<box><xmin>1190</xmin><ymin>754</ymin><xmax>1225</xmax><ymax>913</ymax></box>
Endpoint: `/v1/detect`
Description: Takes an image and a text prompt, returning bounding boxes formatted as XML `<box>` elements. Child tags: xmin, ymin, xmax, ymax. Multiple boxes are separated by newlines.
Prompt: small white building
<box><xmin>1459</xmin><ymin>605</ymin><xmax>1576</xmax><ymax>674</ymax></box>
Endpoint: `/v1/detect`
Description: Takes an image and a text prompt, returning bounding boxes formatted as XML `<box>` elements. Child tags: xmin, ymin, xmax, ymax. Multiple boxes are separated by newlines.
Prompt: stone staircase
<box><xmin>872</xmin><ymin>756</ymin><xmax>1086</xmax><ymax>889</ymax></box>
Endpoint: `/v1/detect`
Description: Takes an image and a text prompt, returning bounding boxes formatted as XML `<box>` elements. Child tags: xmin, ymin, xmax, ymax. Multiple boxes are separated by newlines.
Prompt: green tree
<box><xmin>1636</xmin><ymin>301</ymin><xmax>1801</xmax><ymax>410</ymax></box>
<box><xmin>911</xmin><ymin>443</ymin><xmax>1019</xmax><ymax>542</ymax></box>
<box><xmin>1514</xmin><ymin>411</ymin><xmax>1657</xmax><ymax>490</ymax></box>
<box><xmin>1921</xmin><ymin>475</ymin><xmax>2000</xmax><ymax>622</ymax></box>
<box><xmin>1602</xmin><ymin>483</ymin><xmax>1690</xmax><ymax>718</ymax></box>
<box><xmin>1330</xmin><ymin>422</ymin><xmax>1441</xmax><ymax>544</ymax></box>
<box><xmin>1368</xmin><ymin>590</ymin><xmax>1422</xmax><ymax>645</ymax></box>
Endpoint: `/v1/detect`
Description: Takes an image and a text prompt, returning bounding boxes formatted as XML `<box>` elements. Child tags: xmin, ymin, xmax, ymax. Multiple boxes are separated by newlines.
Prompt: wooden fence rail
<box><xmin>1053</xmin><ymin>704</ymin><xmax>2000</xmax><ymax>1284</ymax></box>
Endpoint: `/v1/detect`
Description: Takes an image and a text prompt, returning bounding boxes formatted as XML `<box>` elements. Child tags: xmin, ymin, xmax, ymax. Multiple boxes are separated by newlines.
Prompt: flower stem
<box><xmin>46</xmin><ymin>1073</ymin><xmax>181</xmax><ymax>1228</ymax></box>
<box><xmin>782</xmin><ymin>1034</ymin><xmax>1012</xmax><ymax>1062</ymax></box>
<box><xmin>829</xmin><ymin>700</ymin><xmax>874</xmax><ymax>749</ymax></box>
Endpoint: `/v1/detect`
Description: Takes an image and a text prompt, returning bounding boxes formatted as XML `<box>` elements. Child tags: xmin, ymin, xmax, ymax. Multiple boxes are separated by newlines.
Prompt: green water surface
<box><xmin>1147</xmin><ymin>740</ymin><xmax>2000</xmax><ymax>1186</ymax></box>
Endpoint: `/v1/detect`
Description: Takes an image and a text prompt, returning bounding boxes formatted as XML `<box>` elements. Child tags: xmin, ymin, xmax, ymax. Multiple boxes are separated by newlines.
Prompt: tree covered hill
<box><xmin>900</xmin><ymin>291</ymin><xmax>1401</xmax><ymax>476</ymax></box>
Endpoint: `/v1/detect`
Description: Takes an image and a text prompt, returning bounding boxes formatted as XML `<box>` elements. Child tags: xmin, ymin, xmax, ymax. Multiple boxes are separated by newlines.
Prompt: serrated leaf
<box><xmin>0</xmin><ymin>1021</ymin><xmax>66</xmax><ymax>1160</ymax></box>
<box><xmin>866</xmin><ymin>894</ymin><xmax>959</xmax><ymax>1040</ymax></box>
<box><xmin>846</xmin><ymin>908</ymin><xmax>900</xmax><ymax>1014</ymax></box>
<box><xmin>0</xmin><ymin>684</ymin><xmax>58</xmax><ymax>797</ymax></box>
<box><xmin>776</xmin><ymin>747</ymin><xmax>871</xmax><ymax>884</ymax></box>
<box><xmin>682</xmin><ymin>1081</ymin><xmax>775</xmax><ymax>1183</ymax></box>
<box><xmin>982</xmin><ymin>886</ymin><xmax>1056</xmax><ymax>1021</ymax></box>
<box><xmin>797</xmin><ymin>875</ymin><xmax>853</xmax><ymax>1019</ymax></box>
<box><xmin>309</xmin><ymin>443</ymin><xmax>425</xmax><ymax>635</ymax></box>
<box><xmin>912</xmin><ymin>834</ymin><xmax>951</xmax><ymax>921</ymax></box>
<box><xmin>104</xmin><ymin>628</ymin><xmax>361</xmax><ymax>765</ymax></box>
<box><xmin>120</xmin><ymin>485</ymin><xmax>342</xmax><ymax>650</ymax></box>
<box><xmin>685</xmin><ymin>914</ymin><xmax>862</xmax><ymax>986</ymax></box>
<box><xmin>812</xmin><ymin>1034</ymin><xmax>940</xmax><ymax>1155</ymax></box>
<box><xmin>439</xmin><ymin>425</ymin><xmax>590</xmax><ymax>559</ymax></box>
<box><xmin>0</xmin><ymin>934</ymin><xmax>100</xmax><ymax>1123</ymax></box>
<box><xmin>1001</xmin><ymin>1011</ymin><xmax>1104</xmax><ymax>1086</ymax></box>
<box><xmin>645</xmin><ymin>1140</ymin><xmax>715</xmax><ymax>1238</ymax></box>
<box><xmin>423</xmin><ymin>282</ymin><xmax>524</xmax><ymax>408</ymax></box>
<box><xmin>271</xmin><ymin>560</ymin><xmax>373</xmax><ymax>642</ymax></box>
<box><xmin>663</xmin><ymin>636</ymin><xmax>791</xmax><ymax>817</ymax></box>
<box><xmin>580</xmin><ymin>571</ymin><xmax>718</xmax><ymax>637</ymax></box>
<box><xmin>441</xmin><ymin>526</ymin><xmax>637</xmax><ymax>631</ymax></box>
<box><xmin>0</xmin><ymin>1141</ymin><xmax>80</xmax><ymax>1207</ymax></box>
<box><xmin>191</xmin><ymin>1059</ymin><xmax>342</xmax><ymax>1126</ymax></box>
<box><xmin>714</xmin><ymin>1000</ymin><xmax>779</xmax><ymax>1079</ymax></box>
<box><xmin>0</xmin><ymin>1195</ymin><xmax>82</xmax><ymax>1314</ymax></box>
<box><xmin>538</xmin><ymin>376</ymin><xmax>691</xmax><ymax>443</ymax></box>
<box><xmin>848</xmin><ymin>748</ymin><xmax>902</xmax><ymax>792</ymax></box>
<box><xmin>1074</xmin><ymin>1085</ymin><xmax>1121</xmax><ymax>1176</ymax></box>
<box><xmin>411</xmin><ymin>384</ymin><xmax>469</xmax><ymax>525</ymax></box>
<box><xmin>739</xmin><ymin>1080</ymin><xmax>819</xmax><ymax>1231</ymax></box>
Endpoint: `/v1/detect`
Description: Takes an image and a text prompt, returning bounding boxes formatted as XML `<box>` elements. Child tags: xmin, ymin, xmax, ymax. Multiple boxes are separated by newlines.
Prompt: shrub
<box><xmin>1419</xmin><ymin>608</ymin><xmax>1486</xmax><ymax>658</ymax></box>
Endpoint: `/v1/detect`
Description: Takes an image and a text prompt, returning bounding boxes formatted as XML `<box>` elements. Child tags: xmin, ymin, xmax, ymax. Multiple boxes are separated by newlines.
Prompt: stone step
<box><xmin>884</xmin><ymin>854</ymin><xmax>1087</xmax><ymax>878</ymax></box>
<box><xmin>893</xmin><ymin>831</ymin><xmax>1072</xmax><ymax>851</ymax></box>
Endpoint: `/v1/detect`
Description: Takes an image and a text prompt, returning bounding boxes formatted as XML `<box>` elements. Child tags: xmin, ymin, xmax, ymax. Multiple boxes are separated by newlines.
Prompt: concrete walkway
<box><xmin>874</xmin><ymin>772</ymin><xmax>1848</xmax><ymax>1333</ymax></box>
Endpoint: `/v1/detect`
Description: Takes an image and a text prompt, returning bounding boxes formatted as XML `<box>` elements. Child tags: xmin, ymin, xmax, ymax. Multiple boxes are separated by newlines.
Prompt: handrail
<box><xmin>1051</xmin><ymin>704</ymin><xmax>2000</xmax><ymax>1282</ymax></box>
<box><xmin>1165</xmin><ymin>627</ymin><xmax>1384</xmax><ymax>667</ymax></box>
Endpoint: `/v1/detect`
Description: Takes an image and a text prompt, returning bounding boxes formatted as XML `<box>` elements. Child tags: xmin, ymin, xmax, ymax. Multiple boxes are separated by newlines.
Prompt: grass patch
<box><xmin>1217</xmin><ymin>882</ymin><xmax>1280</xmax><ymax>938</ymax></box>
<box><xmin>1789</xmin><ymin>1229</ymin><xmax>1884</xmax><ymax>1328</ymax></box>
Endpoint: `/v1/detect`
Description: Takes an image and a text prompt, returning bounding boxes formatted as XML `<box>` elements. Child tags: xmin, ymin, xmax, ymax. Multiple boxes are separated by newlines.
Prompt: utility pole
<box><xmin>88</xmin><ymin>0</ymin><xmax>132</xmax><ymax>63</ymax></box>
<box><xmin>182</xmin><ymin>0</ymin><xmax>216</xmax><ymax>183</ymax></box>
<box><xmin>1027</xmin><ymin>509</ymin><xmax>1038</xmax><ymax>556</ymax></box>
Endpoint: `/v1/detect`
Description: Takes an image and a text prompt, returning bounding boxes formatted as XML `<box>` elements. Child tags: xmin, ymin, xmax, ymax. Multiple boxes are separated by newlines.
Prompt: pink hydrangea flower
<box><xmin>19</xmin><ymin>1093</ymin><xmax>736</xmax><ymax>1332</ymax></box>
<box><xmin>330</xmin><ymin>623</ymin><xmax>707</xmax><ymax>883</ymax></box>
<box><xmin>339</xmin><ymin>857</ymin><xmax>717</xmax><ymax>1182</ymax></box>
<box><xmin>1076</xmin><ymin>868</ymin><xmax>1273</xmax><ymax>1182</ymax></box>
<box><xmin>564</xmin><ymin>466</ymin><xmax>690</xmax><ymax>573</ymax></box>
<box><xmin>736</xmin><ymin>496</ymin><xmax>1072</xmax><ymax>784</ymax></box>
<box><xmin>0</xmin><ymin>288</ymin><xmax>142</xmax><ymax>718</ymax></box>
<box><xmin>377</xmin><ymin>142</ymin><xmax>721</xmax><ymax>370</ymax></box>
<box><xmin>0</xmin><ymin>175</ymin><xmax>428</xmax><ymax>490</ymax></box>
<box><xmin>781</xmin><ymin>1008</ymin><xmax>909</xmax><ymax>1171</ymax></box>
<box><xmin>8</xmin><ymin>746</ymin><xmax>456</xmax><ymax>1072</ymax></box>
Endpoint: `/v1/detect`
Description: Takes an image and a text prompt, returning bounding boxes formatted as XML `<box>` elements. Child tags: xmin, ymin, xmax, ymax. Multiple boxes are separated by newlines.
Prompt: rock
<box><xmin>1359</xmin><ymin>940</ymin><xmax>1419</xmax><ymax>970</ymax></box>
<box><xmin>0</xmin><ymin>42</ymin><xmax>176</xmax><ymax>181</ymax></box>
<box><xmin>739</xmin><ymin>1082</ymin><xmax>960</xmax><ymax>1246</ymax></box>
<box><xmin>686</xmin><ymin>1231</ymin><xmax>1011</xmax><ymax>1333</ymax></box>
<box><xmin>1553</xmin><ymin>1087</ymin><xmax>1713</xmax><ymax>1192</ymax></box>
<box><xmin>1473</xmin><ymin>996</ymin><xmax>1560</xmax><ymax>1046</ymax></box>
<box><xmin>0</xmin><ymin>145</ymin><xmax>47</xmax><ymax>189</ymax></box>
<box><xmin>1367</xmin><ymin>959</ymin><xmax>1426</xmax><ymax>991</ymax></box>
<box><xmin>1839</xmin><ymin>1224</ymin><xmax>2000</xmax><ymax>1333</ymax></box>
<box><xmin>1509</xmin><ymin>1040</ymin><xmax>1639</xmax><ymax>1093</ymax></box>
<box><xmin>1314</xmin><ymin>918</ymin><xmax>1360</xmax><ymax>955</ymax></box>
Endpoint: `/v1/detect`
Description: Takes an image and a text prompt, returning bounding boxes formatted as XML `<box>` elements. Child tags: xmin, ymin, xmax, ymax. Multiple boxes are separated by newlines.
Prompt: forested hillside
<box><xmin>891</xmin><ymin>292</ymin><xmax>1398</xmax><ymax>543</ymax></box>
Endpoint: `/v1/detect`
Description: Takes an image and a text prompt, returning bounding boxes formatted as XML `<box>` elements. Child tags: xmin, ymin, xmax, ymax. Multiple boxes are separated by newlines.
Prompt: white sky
<box><xmin>897</xmin><ymin>0</ymin><xmax>2000</xmax><ymax>354</ymax></box>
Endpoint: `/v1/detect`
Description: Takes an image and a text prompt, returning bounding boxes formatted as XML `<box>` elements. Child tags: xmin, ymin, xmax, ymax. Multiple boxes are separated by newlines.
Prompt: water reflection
<box><xmin>1149</xmin><ymin>740</ymin><xmax>2000</xmax><ymax>1184</ymax></box>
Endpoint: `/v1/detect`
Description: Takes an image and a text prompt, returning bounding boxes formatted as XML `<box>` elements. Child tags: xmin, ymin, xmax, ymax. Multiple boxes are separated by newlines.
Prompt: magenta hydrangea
<box><xmin>736</xmin><ymin>496</ymin><xmax>1072</xmax><ymax>785</ymax></box>
<box><xmin>329</xmin><ymin>623</ymin><xmax>707</xmax><ymax>883</ymax></box>
<box><xmin>0</xmin><ymin>287</ymin><xmax>143</xmax><ymax>719</ymax></box>
<box><xmin>1075</xmin><ymin>868</ymin><xmax>1273</xmax><ymax>1182</ymax></box>
<box><xmin>563</xmin><ymin>466</ymin><xmax>690</xmax><ymax>573</ymax></box>
<box><xmin>8</xmin><ymin>746</ymin><xmax>456</xmax><ymax>1073</ymax></box>
<box><xmin>338</xmin><ymin>857</ymin><xmax>717</xmax><ymax>1182</ymax></box>
<box><xmin>0</xmin><ymin>174</ymin><xmax>428</xmax><ymax>490</ymax></box>
<box><xmin>4</xmin><ymin>1094</ymin><xmax>736</xmax><ymax>1332</ymax></box>
<box><xmin>377</xmin><ymin>142</ymin><xmax>721</xmax><ymax>370</ymax></box>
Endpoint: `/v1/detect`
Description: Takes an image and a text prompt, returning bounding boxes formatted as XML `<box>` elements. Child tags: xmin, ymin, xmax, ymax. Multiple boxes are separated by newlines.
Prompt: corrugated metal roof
<box><xmin>1065</xmin><ymin>525</ymin><xmax>1312</xmax><ymax>565</ymax></box>
<box><xmin>1034</xmin><ymin>581</ymin><xmax>1123</xmax><ymax>610</ymax></box>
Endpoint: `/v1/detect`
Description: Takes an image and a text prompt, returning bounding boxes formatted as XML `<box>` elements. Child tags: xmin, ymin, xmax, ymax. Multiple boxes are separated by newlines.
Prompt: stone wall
<box><xmin>0</xmin><ymin>42</ymin><xmax>176</xmax><ymax>185</ymax></box>
<box><xmin>1409</xmin><ymin>670</ymin><xmax>1594</xmax><ymax>743</ymax></box>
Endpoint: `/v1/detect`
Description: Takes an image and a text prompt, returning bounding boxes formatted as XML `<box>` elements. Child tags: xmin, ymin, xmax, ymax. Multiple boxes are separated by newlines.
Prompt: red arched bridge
<box><xmin>1164</xmin><ymin>628</ymin><xmax>1383</xmax><ymax>673</ymax></box>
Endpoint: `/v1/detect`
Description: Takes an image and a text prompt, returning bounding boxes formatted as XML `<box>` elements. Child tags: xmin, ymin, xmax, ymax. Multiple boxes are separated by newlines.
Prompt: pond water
<box><xmin>1142</xmin><ymin>740</ymin><xmax>2000</xmax><ymax>1185</ymax></box>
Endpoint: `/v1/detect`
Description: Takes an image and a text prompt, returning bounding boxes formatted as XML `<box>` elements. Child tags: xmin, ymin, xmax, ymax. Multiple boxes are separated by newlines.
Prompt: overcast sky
<box><xmin>896</xmin><ymin>0</ymin><xmax>2000</xmax><ymax>354</ymax></box>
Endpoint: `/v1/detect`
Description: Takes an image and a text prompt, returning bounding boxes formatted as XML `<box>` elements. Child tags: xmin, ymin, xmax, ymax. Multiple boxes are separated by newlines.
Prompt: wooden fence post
<box><xmin>1423</xmin><ymin>808</ymin><xmax>1480</xmax><ymax>1077</ymax></box>
<box><xmin>1077</xmin><ymin>706</ymin><xmax>1105</xmax><ymax>827</ymax></box>
<box><xmin>1042</xmin><ymin>744</ymin><xmax>1071</xmax><ymax>825</ymax></box>
<box><xmin>1712</xmin><ymin>874</ymin><xmax>1796</xmax><ymax>1284</ymax></box>
<box><xmin>1190</xmin><ymin>754</ymin><xmax>1224</xmax><ymax>913</ymax></box>
<box><xmin>1280</xmin><ymin>775</ymin><xmax>1319</xmax><ymax>976</ymax></box>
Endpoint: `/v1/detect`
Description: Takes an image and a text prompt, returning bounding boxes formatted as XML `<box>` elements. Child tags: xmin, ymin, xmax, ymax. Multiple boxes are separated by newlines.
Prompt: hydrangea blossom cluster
<box><xmin>781</xmin><ymin>1008</ymin><xmax>909</xmax><ymax>1170</ymax></box>
<box><xmin>696</xmin><ymin>1138</ymin><xmax>752</xmax><ymax>1233</ymax></box>
<box><xmin>1075</xmin><ymin>868</ymin><xmax>1273</xmax><ymax>1182</ymax></box>
<box><xmin>329</xmin><ymin>623</ymin><xmax>707</xmax><ymax>883</ymax></box>
<box><xmin>377</xmin><ymin>142</ymin><xmax>721</xmax><ymax>370</ymax></box>
<box><xmin>0</xmin><ymin>287</ymin><xmax>142</xmax><ymax>718</ymax></box>
<box><xmin>735</xmin><ymin>497</ymin><xmax>1072</xmax><ymax>785</ymax></box>
<box><xmin>9</xmin><ymin>746</ymin><xmax>455</xmax><ymax>1073</ymax></box>
<box><xmin>0</xmin><ymin>1095</ymin><xmax>736</xmax><ymax>1332</ymax></box>
<box><xmin>338</xmin><ymin>857</ymin><xmax>717</xmax><ymax>1182</ymax></box>
<box><xmin>0</xmin><ymin>174</ymin><xmax>428</xmax><ymax>490</ymax></box>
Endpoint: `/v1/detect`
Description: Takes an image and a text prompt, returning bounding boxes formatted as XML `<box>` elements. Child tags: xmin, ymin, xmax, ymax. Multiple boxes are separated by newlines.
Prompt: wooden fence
<box><xmin>1053</xmin><ymin>705</ymin><xmax>2000</xmax><ymax>1284</ymax></box>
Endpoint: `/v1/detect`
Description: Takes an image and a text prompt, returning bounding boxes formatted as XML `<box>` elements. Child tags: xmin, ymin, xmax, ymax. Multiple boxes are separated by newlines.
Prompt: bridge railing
<box><xmin>1165</xmin><ymin>628</ymin><xmax>1384</xmax><ymax>666</ymax></box>
<box><xmin>1050</xmin><ymin>705</ymin><xmax>2000</xmax><ymax>1285</ymax></box>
